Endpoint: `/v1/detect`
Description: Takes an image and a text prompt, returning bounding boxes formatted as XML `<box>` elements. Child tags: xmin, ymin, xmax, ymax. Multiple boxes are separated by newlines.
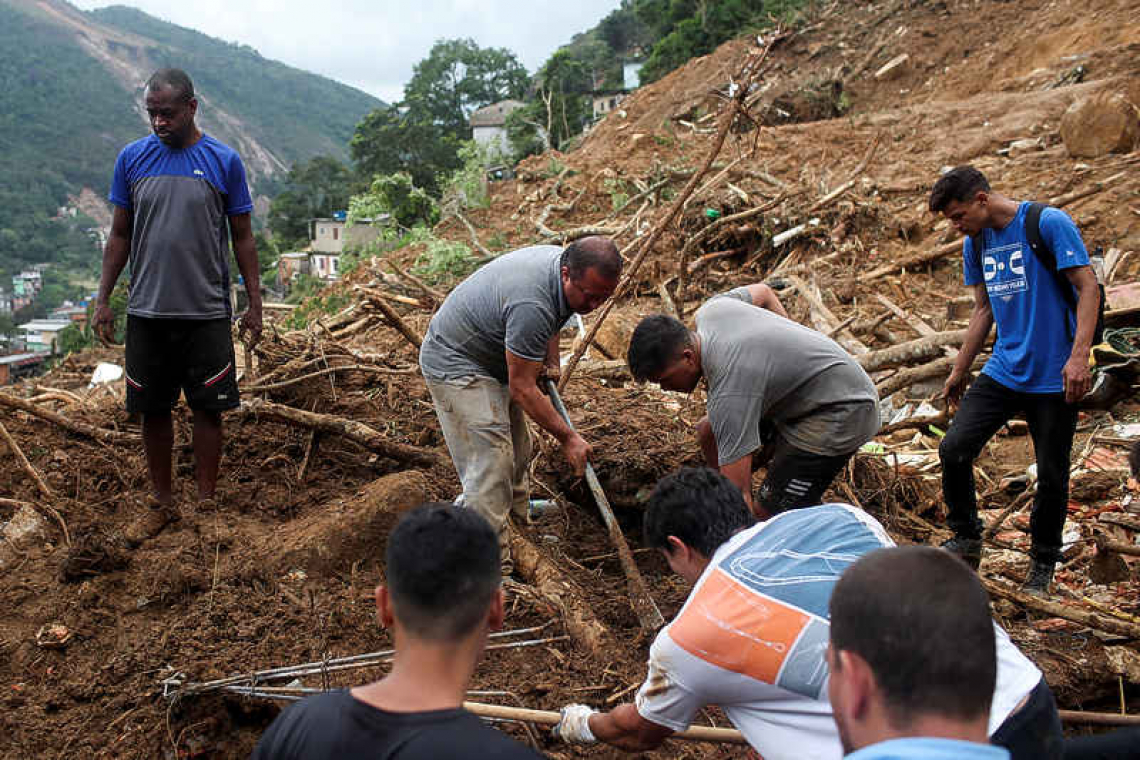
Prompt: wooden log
<box><xmin>874</xmin><ymin>294</ymin><xmax>958</xmax><ymax>359</ymax></box>
<box><xmin>1057</xmin><ymin>710</ymin><xmax>1140</xmax><ymax>727</ymax></box>
<box><xmin>1096</xmin><ymin>533</ymin><xmax>1140</xmax><ymax>558</ymax></box>
<box><xmin>875</xmin><ymin>356</ymin><xmax>960</xmax><ymax>398</ymax></box>
<box><xmin>462</xmin><ymin>701</ymin><xmax>747</xmax><ymax>744</ymax></box>
<box><xmin>509</xmin><ymin>527</ymin><xmax>613</xmax><ymax>656</ymax></box>
<box><xmin>983</xmin><ymin>578</ymin><xmax>1140</xmax><ymax>639</ymax></box>
<box><xmin>572</xmin><ymin>360</ymin><xmax>631</xmax><ymax>382</ymax></box>
<box><xmin>877</xmin><ymin>412</ymin><xmax>949</xmax><ymax>436</ymax></box>
<box><xmin>237</xmin><ymin>398</ymin><xmax>440</xmax><ymax>468</ymax></box>
<box><xmin>0</xmin><ymin>391</ymin><xmax>139</xmax><ymax>445</ymax></box>
<box><xmin>858</xmin><ymin>331</ymin><xmax>969</xmax><ymax>373</ymax></box>
<box><xmin>354</xmin><ymin>288</ymin><xmax>424</xmax><ymax>349</ymax></box>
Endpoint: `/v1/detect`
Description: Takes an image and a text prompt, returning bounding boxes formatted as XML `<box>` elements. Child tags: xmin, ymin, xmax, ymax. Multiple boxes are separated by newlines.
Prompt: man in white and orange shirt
<box><xmin>553</xmin><ymin>467</ymin><xmax>1061</xmax><ymax>760</ymax></box>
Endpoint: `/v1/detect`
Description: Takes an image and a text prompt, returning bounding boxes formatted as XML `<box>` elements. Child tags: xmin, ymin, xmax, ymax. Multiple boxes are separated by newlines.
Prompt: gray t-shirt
<box><xmin>697</xmin><ymin>288</ymin><xmax>880</xmax><ymax>461</ymax></box>
<box><xmin>419</xmin><ymin>246</ymin><xmax>572</xmax><ymax>384</ymax></box>
<box><xmin>109</xmin><ymin>134</ymin><xmax>253</xmax><ymax>319</ymax></box>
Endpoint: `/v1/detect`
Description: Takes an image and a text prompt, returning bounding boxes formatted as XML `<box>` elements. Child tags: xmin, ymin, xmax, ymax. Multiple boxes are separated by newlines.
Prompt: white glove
<box><xmin>553</xmin><ymin>703</ymin><xmax>598</xmax><ymax>744</ymax></box>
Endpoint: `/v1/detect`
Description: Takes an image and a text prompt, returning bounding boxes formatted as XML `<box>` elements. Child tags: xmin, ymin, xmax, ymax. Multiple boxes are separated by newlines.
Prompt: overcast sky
<box><xmin>70</xmin><ymin>0</ymin><xmax>621</xmax><ymax>103</ymax></box>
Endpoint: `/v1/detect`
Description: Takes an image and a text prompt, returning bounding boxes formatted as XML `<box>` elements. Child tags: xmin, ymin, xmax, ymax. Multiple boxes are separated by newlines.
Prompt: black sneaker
<box><xmin>940</xmin><ymin>536</ymin><xmax>983</xmax><ymax>570</ymax></box>
<box><xmin>1020</xmin><ymin>560</ymin><xmax>1054</xmax><ymax>597</ymax></box>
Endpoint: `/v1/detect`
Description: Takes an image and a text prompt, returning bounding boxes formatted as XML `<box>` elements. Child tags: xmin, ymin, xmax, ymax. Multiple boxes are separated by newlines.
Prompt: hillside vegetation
<box><xmin>0</xmin><ymin>0</ymin><xmax>382</xmax><ymax>285</ymax></box>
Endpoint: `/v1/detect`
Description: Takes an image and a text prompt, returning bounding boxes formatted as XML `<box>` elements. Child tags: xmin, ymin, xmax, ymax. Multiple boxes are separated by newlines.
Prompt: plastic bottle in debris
<box><xmin>528</xmin><ymin>499</ymin><xmax>559</xmax><ymax>519</ymax></box>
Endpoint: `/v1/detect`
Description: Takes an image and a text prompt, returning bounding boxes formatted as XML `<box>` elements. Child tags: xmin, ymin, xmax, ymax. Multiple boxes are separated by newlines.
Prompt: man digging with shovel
<box><xmin>419</xmin><ymin>237</ymin><xmax>621</xmax><ymax>573</ymax></box>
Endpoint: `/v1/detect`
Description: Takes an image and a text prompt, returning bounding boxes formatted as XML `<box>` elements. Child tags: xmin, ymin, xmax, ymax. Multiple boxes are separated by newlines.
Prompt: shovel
<box><xmin>546</xmin><ymin>380</ymin><xmax>665</xmax><ymax>632</ymax></box>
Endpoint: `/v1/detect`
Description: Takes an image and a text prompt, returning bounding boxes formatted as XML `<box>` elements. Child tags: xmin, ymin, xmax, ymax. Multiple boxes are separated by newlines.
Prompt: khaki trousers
<box><xmin>424</xmin><ymin>376</ymin><xmax>532</xmax><ymax>544</ymax></box>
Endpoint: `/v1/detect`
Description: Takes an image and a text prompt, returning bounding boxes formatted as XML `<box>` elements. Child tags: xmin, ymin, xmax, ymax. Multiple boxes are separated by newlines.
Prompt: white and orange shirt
<box><xmin>634</xmin><ymin>504</ymin><xmax>1042</xmax><ymax>760</ymax></box>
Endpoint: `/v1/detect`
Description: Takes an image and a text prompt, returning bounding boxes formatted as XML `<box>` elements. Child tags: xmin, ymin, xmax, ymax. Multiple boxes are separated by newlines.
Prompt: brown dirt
<box><xmin>5</xmin><ymin>0</ymin><xmax>1140</xmax><ymax>756</ymax></box>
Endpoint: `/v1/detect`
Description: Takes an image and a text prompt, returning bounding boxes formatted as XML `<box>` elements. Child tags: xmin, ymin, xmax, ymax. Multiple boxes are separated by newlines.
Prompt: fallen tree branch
<box><xmin>389</xmin><ymin>262</ymin><xmax>446</xmax><ymax>305</ymax></box>
<box><xmin>509</xmin><ymin>525</ymin><xmax>613</xmax><ymax>656</ymax></box>
<box><xmin>877</xmin><ymin>412</ymin><xmax>949</xmax><ymax>436</ymax></box>
<box><xmin>452</xmin><ymin>210</ymin><xmax>494</xmax><ymax>260</ymax></box>
<box><xmin>237</xmin><ymin>398</ymin><xmax>441</xmax><ymax>468</ymax></box>
<box><xmin>874</xmin><ymin>354</ymin><xmax>983</xmax><ymax>398</ymax></box>
<box><xmin>858</xmin><ymin>331</ymin><xmax>969</xmax><ymax>372</ymax></box>
<box><xmin>0</xmin><ymin>391</ymin><xmax>139</xmax><ymax>445</ymax></box>
<box><xmin>984</xmin><ymin>578</ymin><xmax>1140</xmax><ymax>639</ymax></box>
<box><xmin>676</xmin><ymin>194</ymin><xmax>791</xmax><ymax>306</ymax></box>
<box><xmin>983</xmin><ymin>488</ymin><xmax>1034</xmax><ymax>540</ymax></box>
<box><xmin>786</xmin><ymin>274</ymin><xmax>869</xmax><ymax>354</ymax></box>
<box><xmin>0</xmin><ymin>418</ymin><xmax>53</xmax><ymax>498</ymax></box>
<box><xmin>558</xmin><ymin>39</ymin><xmax>777</xmax><ymax>392</ymax></box>
<box><xmin>242</xmin><ymin>363</ymin><xmax>417</xmax><ymax>393</ymax></box>
<box><xmin>354</xmin><ymin>287</ymin><xmax>424</xmax><ymax>350</ymax></box>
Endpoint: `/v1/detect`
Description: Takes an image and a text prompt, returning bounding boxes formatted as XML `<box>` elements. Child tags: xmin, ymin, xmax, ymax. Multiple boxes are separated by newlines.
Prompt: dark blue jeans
<box><xmin>939</xmin><ymin>374</ymin><xmax>1077</xmax><ymax>565</ymax></box>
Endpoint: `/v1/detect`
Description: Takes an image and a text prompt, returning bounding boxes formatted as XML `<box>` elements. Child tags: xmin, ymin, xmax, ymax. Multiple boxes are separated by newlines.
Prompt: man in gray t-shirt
<box><xmin>419</xmin><ymin>237</ymin><xmax>622</xmax><ymax>567</ymax></box>
<box><xmin>627</xmin><ymin>284</ymin><xmax>879</xmax><ymax>516</ymax></box>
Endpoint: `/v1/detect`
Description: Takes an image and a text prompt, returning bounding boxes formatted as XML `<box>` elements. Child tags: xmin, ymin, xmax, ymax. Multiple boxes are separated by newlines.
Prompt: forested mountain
<box><xmin>0</xmin><ymin>0</ymin><xmax>382</xmax><ymax>284</ymax></box>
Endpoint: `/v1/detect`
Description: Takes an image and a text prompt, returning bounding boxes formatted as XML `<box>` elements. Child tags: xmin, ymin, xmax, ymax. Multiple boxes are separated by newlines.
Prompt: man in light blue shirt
<box><xmin>928</xmin><ymin>166</ymin><xmax>1100</xmax><ymax>596</ymax></box>
<box><xmin>828</xmin><ymin>547</ymin><xmax>1029</xmax><ymax>760</ymax></box>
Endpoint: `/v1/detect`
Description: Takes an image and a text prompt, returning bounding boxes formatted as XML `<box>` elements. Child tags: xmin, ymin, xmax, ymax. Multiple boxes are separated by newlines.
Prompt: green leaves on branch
<box><xmin>350</xmin><ymin>173</ymin><xmax>439</xmax><ymax>230</ymax></box>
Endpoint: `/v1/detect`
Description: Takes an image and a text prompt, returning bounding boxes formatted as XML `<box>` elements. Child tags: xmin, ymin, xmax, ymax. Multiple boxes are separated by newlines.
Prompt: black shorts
<box><xmin>756</xmin><ymin>437</ymin><xmax>854</xmax><ymax>516</ymax></box>
<box><xmin>125</xmin><ymin>316</ymin><xmax>239</xmax><ymax>414</ymax></box>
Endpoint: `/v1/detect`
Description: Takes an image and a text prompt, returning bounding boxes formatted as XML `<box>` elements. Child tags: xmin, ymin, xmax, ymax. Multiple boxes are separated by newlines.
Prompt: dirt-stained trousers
<box><xmin>424</xmin><ymin>375</ymin><xmax>532</xmax><ymax>553</ymax></box>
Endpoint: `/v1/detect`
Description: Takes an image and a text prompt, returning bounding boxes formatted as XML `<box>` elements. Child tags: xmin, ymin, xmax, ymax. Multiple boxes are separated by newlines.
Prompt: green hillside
<box><xmin>0</xmin><ymin>0</ymin><xmax>382</xmax><ymax>292</ymax></box>
<box><xmin>90</xmin><ymin>5</ymin><xmax>380</xmax><ymax>165</ymax></box>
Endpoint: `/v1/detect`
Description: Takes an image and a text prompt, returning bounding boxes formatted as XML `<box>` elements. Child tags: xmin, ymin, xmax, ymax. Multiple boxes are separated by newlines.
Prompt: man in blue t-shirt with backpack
<box><xmin>93</xmin><ymin>68</ymin><xmax>262</xmax><ymax>544</ymax></box>
<box><xmin>929</xmin><ymin>166</ymin><xmax>1100</xmax><ymax>596</ymax></box>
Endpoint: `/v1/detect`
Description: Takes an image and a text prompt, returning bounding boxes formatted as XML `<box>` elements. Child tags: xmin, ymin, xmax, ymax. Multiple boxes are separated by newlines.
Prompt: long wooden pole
<box><xmin>546</xmin><ymin>381</ymin><xmax>664</xmax><ymax>632</ymax></box>
<box><xmin>557</xmin><ymin>40</ymin><xmax>775</xmax><ymax>394</ymax></box>
<box><xmin>462</xmin><ymin>701</ymin><xmax>748</xmax><ymax>744</ymax></box>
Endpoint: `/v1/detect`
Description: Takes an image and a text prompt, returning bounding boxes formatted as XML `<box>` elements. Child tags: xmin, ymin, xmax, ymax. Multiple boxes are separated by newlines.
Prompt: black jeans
<box><xmin>991</xmin><ymin>677</ymin><xmax>1064</xmax><ymax>760</ymax></box>
<box><xmin>940</xmin><ymin>374</ymin><xmax>1077</xmax><ymax>564</ymax></box>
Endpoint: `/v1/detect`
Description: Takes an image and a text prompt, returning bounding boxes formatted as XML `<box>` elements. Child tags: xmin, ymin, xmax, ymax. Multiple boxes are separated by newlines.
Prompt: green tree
<box><xmin>350</xmin><ymin>105</ymin><xmax>460</xmax><ymax>194</ymax></box>
<box><xmin>404</xmin><ymin>39</ymin><xmax>529</xmax><ymax>140</ymax></box>
<box><xmin>267</xmin><ymin>156</ymin><xmax>355</xmax><ymax>249</ymax></box>
<box><xmin>349</xmin><ymin>173</ymin><xmax>439</xmax><ymax>230</ymax></box>
<box><xmin>351</xmin><ymin>39</ymin><xmax>527</xmax><ymax>195</ymax></box>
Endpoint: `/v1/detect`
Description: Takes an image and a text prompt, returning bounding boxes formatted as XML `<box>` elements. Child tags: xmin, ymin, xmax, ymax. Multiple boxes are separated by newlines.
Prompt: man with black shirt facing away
<box><xmin>252</xmin><ymin>504</ymin><xmax>543</xmax><ymax>760</ymax></box>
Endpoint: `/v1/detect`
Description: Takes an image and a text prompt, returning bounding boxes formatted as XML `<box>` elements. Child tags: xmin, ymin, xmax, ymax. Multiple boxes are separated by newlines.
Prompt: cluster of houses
<box><xmin>274</xmin><ymin>214</ymin><xmax>385</xmax><ymax>295</ymax></box>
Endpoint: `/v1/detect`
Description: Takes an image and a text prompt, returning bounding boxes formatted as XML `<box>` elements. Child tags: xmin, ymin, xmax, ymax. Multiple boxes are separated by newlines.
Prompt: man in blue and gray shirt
<box><xmin>419</xmin><ymin>237</ymin><xmax>621</xmax><ymax>570</ymax></box>
<box><xmin>93</xmin><ymin>68</ymin><xmax>262</xmax><ymax>544</ymax></box>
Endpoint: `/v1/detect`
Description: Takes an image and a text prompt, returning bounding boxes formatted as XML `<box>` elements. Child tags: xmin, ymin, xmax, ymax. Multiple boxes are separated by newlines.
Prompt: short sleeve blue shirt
<box><xmin>109</xmin><ymin>133</ymin><xmax>253</xmax><ymax>319</ymax></box>
<box><xmin>962</xmin><ymin>202</ymin><xmax>1089</xmax><ymax>393</ymax></box>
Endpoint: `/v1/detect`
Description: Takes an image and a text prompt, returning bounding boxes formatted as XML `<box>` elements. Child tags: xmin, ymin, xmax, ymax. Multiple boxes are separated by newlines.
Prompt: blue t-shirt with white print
<box><xmin>963</xmin><ymin>202</ymin><xmax>1088</xmax><ymax>393</ymax></box>
<box><xmin>109</xmin><ymin>133</ymin><xmax>253</xmax><ymax>319</ymax></box>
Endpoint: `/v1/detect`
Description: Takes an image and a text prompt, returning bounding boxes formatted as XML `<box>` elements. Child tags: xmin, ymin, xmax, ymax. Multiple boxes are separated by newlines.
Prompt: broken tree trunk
<box><xmin>354</xmin><ymin>287</ymin><xmax>424</xmax><ymax>350</ymax></box>
<box><xmin>984</xmin><ymin>579</ymin><xmax>1140</xmax><ymax>639</ymax></box>
<box><xmin>238</xmin><ymin>398</ymin><xmax>441</xmax><ymax>468</ymax></box>
<box><xmin>509</xmin><ymin>527</ymin><xmax>614</xmax><ymax>656</ymax></box>
<box><xmin>858</xmin><ymin>331</ymin><xmax>968</xmax><ymax>373</ymax></box>
<box><xmin>0</xmin><ymin>391</ymin><xmax>140</xmax><ymax>445</ymax></box>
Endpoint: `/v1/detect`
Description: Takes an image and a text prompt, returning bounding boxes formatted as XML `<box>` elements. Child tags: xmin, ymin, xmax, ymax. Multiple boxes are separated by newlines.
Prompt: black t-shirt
<box><xmin>251</xmin><ymin>690</ymin><xmax>545</xmax><ymax>760</ymax></box>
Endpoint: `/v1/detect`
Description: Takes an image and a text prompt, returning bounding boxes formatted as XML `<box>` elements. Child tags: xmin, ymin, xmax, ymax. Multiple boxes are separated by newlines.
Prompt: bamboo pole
<box><xmin>461</xmin><ymin>702</ymin><xmax>748</xmax><ymax>744</ymax></box>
